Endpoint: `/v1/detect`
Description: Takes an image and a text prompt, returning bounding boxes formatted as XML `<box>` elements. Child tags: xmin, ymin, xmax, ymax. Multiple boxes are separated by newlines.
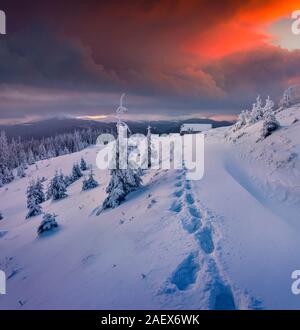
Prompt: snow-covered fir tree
<box><xmin>147</xmin><ymin>125</ymin><xmax>152</xmax><ymax>168</ymax></box>
<box><xmin>37</xmin><ymin>213</ymin><xmax>58</xmax><ymax>235</ymax></box>
<box><xmin>259</xmin><ymin>111</ymin><xmax>280</xmax><ymax>141</ymax></box>
<box><xmin>248</xmin><ymin>95</ymin><xmax>264</xmax><ymax>124</ymax></box>
<box><xmin>26</xmin><ymin>196</ymin><xmax>42</xmax><ymax>219</ymax></box>
<box><xmin>26</xmin><ymin>180</ymin><xmax>43</xmax><ymax>218</ymax></box>
<box><xmin>99</xmin><ymin>121</ymin><xmax>142</xmax><ymax>213</ymax></box>
<box><xmin>82</xmin><ymin>169</ymin><xmax>99</xmax><ymax>191</ymax></box>
<box><xmin>17</xmin><ymin>164</ymin><xmax>26</xmax><ymax>178</ymax></box>
<box><xmin>234</xmin><ymin>110</ymin><xmax>249</xmax><ymax>130</ymax></box>
<box><xmin>263</xmin><ymin>96</ymin><xmax>275</xmax><ymax>118</ymax></box>
<box><xmin>35</xmin><ymin>177</ymin><xmax>45</xmax><ymax>204</ymax></box>
<box><xmin>80</xmin><ymin>157</ymin><xmax>88</xmax><ymax>171</ymax></box>
<box><xmin>27</xmin><ymin>149</ymin><xmax>35</xmax><ymax>165</ymax></box>
<box><xmin>48</xmin><ymin>171</ymin><xmax>68</xmax><ymax>201</ymax></box>
<box><xmin>1</xmin><ymin>166</ymin><xmax>14</xmax><ymax>184</ymax></box>
<box><xmin>63</xmin><ymin>174</ymin><xmax>73</xmax><ymax>187</ymax></box>
<box><xmin>71</xmin><ymin>163</ymin><xmax>83</xmax><ymax>181</ymax></box>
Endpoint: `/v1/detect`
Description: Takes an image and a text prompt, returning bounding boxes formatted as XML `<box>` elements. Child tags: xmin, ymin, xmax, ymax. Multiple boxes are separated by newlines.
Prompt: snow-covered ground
<box><xmin>0</xmin><ymin>105</ymin><xmax>300</xmax><ymax>310</ymax></box>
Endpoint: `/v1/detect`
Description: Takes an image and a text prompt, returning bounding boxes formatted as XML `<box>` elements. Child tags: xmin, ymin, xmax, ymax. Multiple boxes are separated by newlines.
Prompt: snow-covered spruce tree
<box><xmin>80</xmin><ymin>157</ymin><xmax>88</xmax><ymax>171</ymax></box>
<box><xmin>63</xmin><ymin>174</ymin><xmax>73</xmax><ymax>187</ymax></box>
<box><xmin>26</xmin><ymin>195</ymin><xmax>42</xmax><ymax>218</ymax></box>
<box><xmin>71</xmin><ymin>163</ymin><xmax>83</xmax><ymax>181</ymax></box>
<box><xmin>82</xmin><ymin>169</ymin><xmax>99</xmax><ymax>191</ymax></box>
<box><xmin>37</xmin><ymin>213</ymin><xmax>58</xmax><ymax>235</ymax></box>
<box><xmin>263</xmin><ymin>96</ymin><xmax>275</xmax><ymax>118</ymax></box>
<box><xmin>248</xmin><ymin>95</ymin><xmax>264</xmax><ymax>124</ymax></box>
<box><xmin>49</xmin><ymin>171</ymin><xmax>68</xmax><ymax>201</ymax></box>
<box><xmin>35</xmin><ymin>177</ymin><xmax>45</xmax><ymax>204</ymax></box>
<box><xmin>233</xmin><ymin>110</ymin><xmax>249</xmax><ymax>131</ymax></box>
<box><xmin>147</xmin><ymin>125</ymin><xmax>152</xmax><ymax>168</ymax></box>
<box><xmin>99</xmin><ymin>122</ymin><xmax>142</xmax><ymax>212</ymax></box>
<box><xmin>259</xmin><ymin>111</ymin><xmax>280</xmax><ymax>141</ymax></box>
<box><xmin>1</xmin><ymin>166</ymin><xmax>14</xmax><ymax>184</ymax></box>
<box><xmin>27</xmin><ymin>149</ymin><xmax>35</xmax><ymax>165</ymax></box>
<box><xmin>46</xmin><ymin>182</ymin><xmax>53</xmax><ymax>200</ymax></box>
<box><xmin>26</xmin><ymin>180</ymin><xmax>42</xmax><ymax>218</ymax></box>
<box><xmin>17</xmin><ymin>164</ymin><xmax>26</xmax><ymax>178</ymax></box>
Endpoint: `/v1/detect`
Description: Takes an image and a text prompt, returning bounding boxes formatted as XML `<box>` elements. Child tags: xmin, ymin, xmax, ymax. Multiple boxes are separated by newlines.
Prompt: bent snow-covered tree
<box><xmin>48</xmin><ymin>171</ymin><xmax>68</xmax><ymax>201</ymax></box>
<box><xmin>71</xmin><ymin>163</ymin><xmax>83</xmax><ymax>182</ymax></box>
<box><xmin>35</xmin><ymin>177</ymin><xmax>45</xmax><ymax>204</ymax></box>
<box><xmin>259</xmin><ymin>111</ymin><xmax>280</xmax><ymax>141</ymax></box>
<box><xmin>98</xmin><ymin>122</ymin><xmax>142</xmax><ymax>213</ymax></box>
<box><xmin>37</xmin><ymin>213</ymin><xmax>58</xmax><ymax>235</ymax></box>
<box><xmin>80</xmin><ymin>157</ymin><xmax>88</xmax><ymax>171</ymax></box>
<box><xmin>82</xmin><ymin>169</ymin><xmax>99</xmax><ymax>191</ymax></box>
<box><xmin>26</xmin><ymin>180</ymin><xmax>43</xmax><ymax>219</ymax></box>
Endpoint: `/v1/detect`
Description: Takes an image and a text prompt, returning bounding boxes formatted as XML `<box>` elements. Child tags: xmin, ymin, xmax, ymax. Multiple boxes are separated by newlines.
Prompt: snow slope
<box><xmin>0</xmin><ymin>105</ymin><xmax>300</xmax><ymax>310</ymax></box>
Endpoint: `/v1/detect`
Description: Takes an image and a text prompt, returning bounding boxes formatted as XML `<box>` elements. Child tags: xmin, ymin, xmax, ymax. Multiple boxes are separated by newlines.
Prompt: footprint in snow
<box><xmin>173</xmin><ymin>189</ymin><xmax>183</xmax><ymax>198</ymax></box>
<box><xmin>170</xmin><ymin>252</ymin><xmax>199</xmax><ymax>291</ymax></box>
<box><xmin>188</xmin><ymin>206</ymin><xmax>202</xmax><ymax>219</ymax></box>
<box><xmin>169</xmin><ymin>200</ymin><xmax>182</xmax><ymax>213</ymax></box>
<box><xmin>195</xmin><ymin>227</ymin><xmax>214</xmax><ymax>254</ymax></box>
<box><xmin>211</xmin><ymin>281</ymin><xmax>236</xmax><ymax>310</ymax></box>
<box><xmin>181</xmin><ymin>216</ymin><xmax>201</xmax><ymax>234</ymax></box>
<box><xmin>185</xmin><ymin>193</ymin><xmax>195</xmax><ymax>205</ymax></box>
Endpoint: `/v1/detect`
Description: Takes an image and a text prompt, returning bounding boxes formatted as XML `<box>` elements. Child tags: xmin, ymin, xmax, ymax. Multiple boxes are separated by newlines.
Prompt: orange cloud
<box><xmin>187</xmin><ymin>0</ymin><xmax>300</xmax><ymax>59</ymax></box>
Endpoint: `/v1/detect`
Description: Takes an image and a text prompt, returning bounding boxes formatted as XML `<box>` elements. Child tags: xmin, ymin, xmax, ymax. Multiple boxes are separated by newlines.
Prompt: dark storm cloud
<box><xmin>0</xmin><ymin>0</ymin><xmax>300</xmax><ymax>122</ymax></box>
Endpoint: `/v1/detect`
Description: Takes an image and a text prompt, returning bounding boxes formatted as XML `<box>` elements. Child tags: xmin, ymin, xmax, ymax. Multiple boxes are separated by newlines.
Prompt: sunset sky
<box><xmin>0</xmin><ymin>0</ymin><xmax>300</xmax><ymax>124</ymax></box>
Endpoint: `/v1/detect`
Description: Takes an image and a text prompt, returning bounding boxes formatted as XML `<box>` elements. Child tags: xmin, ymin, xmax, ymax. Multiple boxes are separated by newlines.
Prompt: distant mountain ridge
<box><xmin>0</xmin><ymin>117</ymin><xmax>234</xmax><ymax>140</ymax></box>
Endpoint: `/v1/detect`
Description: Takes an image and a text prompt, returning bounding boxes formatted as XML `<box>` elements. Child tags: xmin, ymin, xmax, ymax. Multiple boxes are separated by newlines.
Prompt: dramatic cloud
<box><xmin>0</xmin><ymin>0</ymin><xmax>300</xmax><ymax>123</ymax></box>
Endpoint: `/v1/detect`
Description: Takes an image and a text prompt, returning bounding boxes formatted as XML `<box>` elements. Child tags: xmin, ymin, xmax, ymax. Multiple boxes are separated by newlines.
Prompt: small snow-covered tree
<box><xmin>35</xmin><ymin>177</ymin><xmax>45</xmax><ymax>204</ymax></box>
<box><xmin>233</xmin><ymin>110</ymin><xmax>250</xmax><ymax>131</ymax></box>
<box><xmin>17</xmin><ymin>164</ymin><xmax>26</xmax><ymax>178</ymax></box>
<box><xmin>249</xmin><ymin>95</ymin><xmax>264</xmax><ymax>124</ymax></box>
<box><xmin>26</xmin><ymin>180</ymin><xmax>42</xmax><ymax>218</ymax></box>
<box><xmin>49</xmin><ymin>171</ymin><xmax>68</xmax><ymax>201</ymax></box>
<box><xmin>80</xmin><ymin>157</ymin><xmax>88</xmax><ymax>171</ymax></box>
<box><xmin>0</xmin><ymin>211</ymin><xmax>3</xmax><ymax>220</ymax></box>
<box><xmin>82</xmin><ymin>169</ymin><xmax>99</xmax><ymax>191</ymax></box>
<box><xmin>71</xmin><ymin>163</ymin><xmax>83</xmax><ymax>181</ymax></box>
<box><xmin>27</xmin><ymin>149</ymin><xmax>35</xmax><ymax>165</ymax></box>
<box><xmin>259</xmin><ymin>111</ymin><xmax>280</xmax><ymax>141</ymax></box>
<box><xmin>64</xmin><ymin>174</ymin><xmax>73</xmax><ymax>187</ymax></box>
<box><xmin>263</xmin><ymin>96</ymin><xmax>275</xmax><ymax>118</ymax></box>
<box><xmin>147</xmin><ymin>125</ymin><xmax>152</xmax><ymax>168</ymax></box>
<box><xmin>37</xmin><ymin>213</ymin><xmax>58</xmax><ymax>235</ymax></box>
<box><xmin>2</xmin><ymin>166</ymin><xmax>14</xmax><ymax>184</ymax></box>
<box><xmin>26</xmin><ymin>196</ymin><xmax>42</xmax><ymax>218</ymax></box>
<box><xmin>101</xmin><ymin>169</ymin><xmax>141</xmax><ymax>210</ymax></box>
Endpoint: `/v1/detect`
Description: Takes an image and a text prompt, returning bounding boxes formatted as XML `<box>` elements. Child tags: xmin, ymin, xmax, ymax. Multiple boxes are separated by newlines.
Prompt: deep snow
<box><xmin>0</xmin><ymin>105</ymin><xmax>300</xmax><ymax>309</ymax></box>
